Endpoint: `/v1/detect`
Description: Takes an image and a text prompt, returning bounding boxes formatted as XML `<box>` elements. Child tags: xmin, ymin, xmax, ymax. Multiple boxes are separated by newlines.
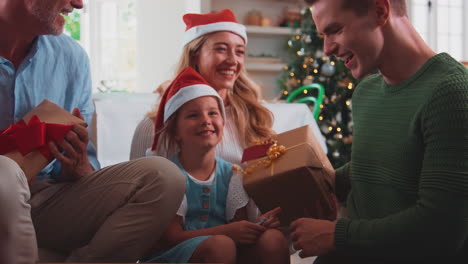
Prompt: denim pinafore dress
<box><xmin>144</xmin><ymin>155</ymin><xmax>233</xmax><ymax>263</ymax></box>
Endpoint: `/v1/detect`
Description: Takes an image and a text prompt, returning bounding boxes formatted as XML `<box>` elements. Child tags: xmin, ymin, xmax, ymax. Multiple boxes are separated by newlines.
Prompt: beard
<box><xmin>28</xmin><ymin>0</ymin><xmax>64</xmax><ymax>35</ymax></box>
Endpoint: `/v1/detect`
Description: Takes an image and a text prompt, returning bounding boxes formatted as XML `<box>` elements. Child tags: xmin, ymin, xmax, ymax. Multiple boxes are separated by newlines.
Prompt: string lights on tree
<box><xmin>278</xmin><ymin>5</ymin><xmax>358</xmax><ymax>168</ymax></box>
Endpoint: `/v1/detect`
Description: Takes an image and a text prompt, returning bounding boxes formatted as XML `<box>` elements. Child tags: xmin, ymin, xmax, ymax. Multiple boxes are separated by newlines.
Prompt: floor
<box><xmin>39</xmin><ymin>249</ymin><xmax>315</xmax><ymax>264</ymax></box>
<box><xmin>291</xmin><ymin>251</ymin><xmax>316</xmax><ymax>264</ymax></box>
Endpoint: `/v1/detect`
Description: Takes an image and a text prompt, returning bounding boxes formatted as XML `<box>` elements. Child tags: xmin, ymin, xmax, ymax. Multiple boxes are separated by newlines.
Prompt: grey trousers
<box><xmin>30</xmin><ymin>156</ymin><xmax>185</xmax><ymax>262</ymax></box>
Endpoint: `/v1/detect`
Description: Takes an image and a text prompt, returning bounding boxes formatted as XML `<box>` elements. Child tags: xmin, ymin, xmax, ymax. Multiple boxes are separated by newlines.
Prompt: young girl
<box><xmin>145</xmin><ymin>67</ymin><xmax>290</xmax><ymax>264</ymax></box>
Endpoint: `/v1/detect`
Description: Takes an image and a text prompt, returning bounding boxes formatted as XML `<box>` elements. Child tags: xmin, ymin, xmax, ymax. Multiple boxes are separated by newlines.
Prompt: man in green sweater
<box><xmin>290</xmin><ymin>0</ymin><xmax>468</xmax><ymax>262</ymax></box>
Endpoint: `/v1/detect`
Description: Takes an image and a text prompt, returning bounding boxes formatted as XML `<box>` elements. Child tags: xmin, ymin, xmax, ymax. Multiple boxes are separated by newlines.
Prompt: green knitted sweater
<box><xmin>334</xmin><ymin>53</ymin><xmax>468</xmax><ymax>259</ymax></box>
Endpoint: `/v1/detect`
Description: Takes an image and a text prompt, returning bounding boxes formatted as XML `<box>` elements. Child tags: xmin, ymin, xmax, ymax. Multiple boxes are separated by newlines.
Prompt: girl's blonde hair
<box><xmin>154</xmin><ymin>112</ymin><xmax>179</xmax><ymax>157</ymax></box>
<box><xmin>149</xmin><ymin>33</ymin><xmax>275</xmax><ymax>148</ymax></box>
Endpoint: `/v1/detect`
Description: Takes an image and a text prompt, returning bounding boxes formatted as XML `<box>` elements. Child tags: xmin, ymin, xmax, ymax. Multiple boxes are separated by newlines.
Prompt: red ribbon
<box><xmin>241</xmin><ymin>143</ymin><xmax>273</xmax><ymax>163</ymax></box>
<box><xmin>0</xmin><ymin>115</ymin><xmax>73</xmax><ymax>161</ymax></box>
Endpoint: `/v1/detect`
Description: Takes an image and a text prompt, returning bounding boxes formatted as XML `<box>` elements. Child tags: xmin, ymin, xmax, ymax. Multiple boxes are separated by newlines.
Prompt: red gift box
<box><xmin>1</xmin><ymin>100</ymin><xmax>87</xmax><ymax>182</ymax></box>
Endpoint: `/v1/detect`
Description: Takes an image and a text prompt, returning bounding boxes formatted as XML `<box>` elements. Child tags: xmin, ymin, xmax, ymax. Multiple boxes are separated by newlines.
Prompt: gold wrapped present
<box><xmin>241</xmin><ymin>125</ymin><xmax>336</xmax><ymax>225</ymax></box>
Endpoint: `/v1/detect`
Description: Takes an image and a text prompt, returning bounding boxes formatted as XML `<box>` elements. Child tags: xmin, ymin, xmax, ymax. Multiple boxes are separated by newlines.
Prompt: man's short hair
<box><xmin>306</xmin><ymin>0</ymin><xmax>407</xmax><ymax>17</ymax></box>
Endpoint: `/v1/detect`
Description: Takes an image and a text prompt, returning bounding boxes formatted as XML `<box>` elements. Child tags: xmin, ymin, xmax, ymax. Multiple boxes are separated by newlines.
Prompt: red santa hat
<box><xmin>182</xmin><ymin>9</ymin><xmax>247</xmax><ymax>46</ymax></box>
<box><xmin>151</xmin><ymin>66</ymin><xmax>225</xmax><ymax>151</ymax></box>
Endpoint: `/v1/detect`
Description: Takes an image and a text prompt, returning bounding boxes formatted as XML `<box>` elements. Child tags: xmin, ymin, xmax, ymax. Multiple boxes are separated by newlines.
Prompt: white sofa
<box><xmin>92</xmin><ymin>92</ymin><xmax>327</xmax><ymax>168</ymax></box>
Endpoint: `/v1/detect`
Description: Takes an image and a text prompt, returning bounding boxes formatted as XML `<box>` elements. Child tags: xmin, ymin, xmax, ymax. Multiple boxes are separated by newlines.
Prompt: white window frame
<box><xmin>408</xmin><ymin>0</ymin><xmax>468</xmax><ymax>62</ymax></box>
<box><xmin>78</xmin><ymin>0</ymin><xmax>100</xmax><ymax>91</ymax></box>
<box><xmin>80</xmin><ymin>0</ymin><xmax>138</xmax><ymax>93</ymax></box>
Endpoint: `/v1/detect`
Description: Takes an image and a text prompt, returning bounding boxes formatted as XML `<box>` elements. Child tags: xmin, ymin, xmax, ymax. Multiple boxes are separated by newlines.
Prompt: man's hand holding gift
<box><xmin>288</xmin><ymin>192</ymin><xmax>340</xmax><ymax>258</ymax></box>
<box><xmin>0</xmin><ymin>100</ymin><xmax>90</xmax><ymax>182</ymax></box>
<box><xmin>290</xmin><ymin>217</ymin><xmax>336</xmax><ymax>258</ymax></box>
<box><xmin>49</xmin><ymin>108</ymin><xmax>94</xmax><ymax>181</ymax></box>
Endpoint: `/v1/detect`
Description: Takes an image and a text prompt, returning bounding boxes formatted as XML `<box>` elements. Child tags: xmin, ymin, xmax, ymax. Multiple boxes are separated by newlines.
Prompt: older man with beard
<box><xmin>0</xmin><ymin>1</ymin><xmax>186</xmax><ymax>263</ymax></box>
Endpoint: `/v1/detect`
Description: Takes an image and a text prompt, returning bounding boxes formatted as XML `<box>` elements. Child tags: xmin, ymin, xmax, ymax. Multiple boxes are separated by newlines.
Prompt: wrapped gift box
<box><xmin>1</xmin><ymin>100</ymin><xmax>87</xmax><ymax>181</ymax></box>
<box><xmin>242</xmin><ymin>125</ymin><xmax>336</xmax><ymax>225</ymax></box>
<box><xmin>21</xmin><ymin>100</ymin><xmax>87</xmax><ymax>127</ymax></box>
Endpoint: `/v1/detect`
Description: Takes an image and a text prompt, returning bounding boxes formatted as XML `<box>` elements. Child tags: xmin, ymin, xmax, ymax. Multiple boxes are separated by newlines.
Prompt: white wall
<box><xmin>135</xmin><ymin>0</ymin><xmax>201</xmax><ymax>93</ymax></box>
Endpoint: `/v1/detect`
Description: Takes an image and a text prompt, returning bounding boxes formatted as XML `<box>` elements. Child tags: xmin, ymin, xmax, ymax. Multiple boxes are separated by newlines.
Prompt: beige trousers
<box><xmin>30</xmin><ymin>156</ymin><xmax>185</xmax><ymax>262</ymax></box>
<box><xmin>0</xmin><ymin>156</ymin><xmax>38</xmax><ymax>264</ymax></box>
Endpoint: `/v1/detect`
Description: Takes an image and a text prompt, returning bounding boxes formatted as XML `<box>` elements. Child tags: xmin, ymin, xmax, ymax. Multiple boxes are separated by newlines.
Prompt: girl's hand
<box><xmin>256</xmin><ymin>207</ymin><xmax>282</xmax><ymax>229</ymax></box>
<box><xmin>224</xmin><ymin>220</ymin><xmax>266</xmax><ymax>244</ymax></box>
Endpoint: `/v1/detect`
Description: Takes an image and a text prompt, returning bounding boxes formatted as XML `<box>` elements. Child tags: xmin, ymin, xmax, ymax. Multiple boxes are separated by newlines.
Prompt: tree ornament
<box><xmin>287</xmin><ymin>78</ymin><xmax>297</xmax><ymax>89</ymax></box>
<box><xmin>323</xmin><ymin>96</ymin><xmax>329</xmax><ymax>104</ymax></box>
<box><xmin>312</xmin><ymin>60</ymin><xmax>320</xmax><ymax>68</ymax></box>
<box><xmin>332</xmin><ymin>150</ymin><xmax>340</xmax><ymax>158</ymax></box>
<box><xmin>321</xmin><ymin>124</ymin><xmax>330</xmax><ymax>134</ymax></box>
<box><xmin>321</xmin><ymin>62</ymin><xmax>336</xmax><ymax>76</ymax></box>
<box><xmin>335</xmin><ymin>112</ymin><xmax>342</xmax><ymax>122</ymax></box>
<box><xmin>297</xmin><ymin>48</ymin><xmax>305</xmax><ymax>56</ymax></box>
<box><xmin>315</xmin><ymin>50</ymin><xmax>323</xmax><ymax>58</ymax></box>
<box><xmin>303</xmin><ymin>75</ymin><xmax>314</xmax><ymax>85</ymax></box>
<box><xmin>334</xmin><ymin>133</ymin><xmax>343</xmax><ymax>139</ymax></box>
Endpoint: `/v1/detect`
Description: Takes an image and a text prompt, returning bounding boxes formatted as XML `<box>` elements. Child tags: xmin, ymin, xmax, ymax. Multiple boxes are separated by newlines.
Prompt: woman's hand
<box><xmin>223</xmin><ymin>220</ymin><xmax>266</xmax><ymax>244</ymax></box>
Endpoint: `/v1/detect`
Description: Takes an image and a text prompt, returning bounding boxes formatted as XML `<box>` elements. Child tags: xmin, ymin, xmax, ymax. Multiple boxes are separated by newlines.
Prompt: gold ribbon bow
<box><xmin>233</xmin><ymin>139</ymin><xmax>286</xmax><ymax>175</ymax></box>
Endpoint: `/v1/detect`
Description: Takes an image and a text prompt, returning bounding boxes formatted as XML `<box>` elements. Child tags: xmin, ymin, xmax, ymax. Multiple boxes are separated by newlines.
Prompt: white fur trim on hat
<box><xmin>182</xmin><ymin>21</ymin><xmax>247</xmax><ymax>46</ymax></box>
<box><xmin>164</xmin><ymin>84</ymin><xmax>226</xmax><ymax>122</ymax></box>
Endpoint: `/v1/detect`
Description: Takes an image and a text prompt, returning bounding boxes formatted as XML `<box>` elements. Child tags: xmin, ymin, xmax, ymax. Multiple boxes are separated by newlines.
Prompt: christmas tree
<box><xmin>278</xmin><ymin>6</ymin><xmax>357</xmax><ymax>168</ymax></box>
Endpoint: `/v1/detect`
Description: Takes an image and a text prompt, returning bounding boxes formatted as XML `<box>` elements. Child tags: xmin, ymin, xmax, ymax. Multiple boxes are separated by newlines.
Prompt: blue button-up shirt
<box><xmin>0</xmin><ymin>34</ymin><xmax>100</xmax><ymax>180</ymax></box>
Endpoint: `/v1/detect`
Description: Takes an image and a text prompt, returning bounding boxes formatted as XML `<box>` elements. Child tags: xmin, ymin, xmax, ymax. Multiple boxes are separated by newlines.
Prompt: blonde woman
<box><xmin>130</xmin><ymin>9</ymin><xmax>326</xmax><ymax>164</ymax></box>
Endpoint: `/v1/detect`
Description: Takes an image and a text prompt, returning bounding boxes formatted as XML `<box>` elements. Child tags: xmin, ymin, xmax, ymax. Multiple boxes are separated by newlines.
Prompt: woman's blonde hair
<box><xmin>149</xmin><ymin>33</ymin><xmax>275</xmax><ymax>148</ymax></box>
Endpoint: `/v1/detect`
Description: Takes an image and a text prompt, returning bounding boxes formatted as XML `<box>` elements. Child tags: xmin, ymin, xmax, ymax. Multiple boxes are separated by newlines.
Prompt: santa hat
<box><xmin>151</xmin><ymin>66</ymin><xmax>225</xmax><ymax>151</ymax></box>
<box><xmin>182</xmin><ymin>9</ymin><xmax>247</xmax><ymax>46</ymax></box>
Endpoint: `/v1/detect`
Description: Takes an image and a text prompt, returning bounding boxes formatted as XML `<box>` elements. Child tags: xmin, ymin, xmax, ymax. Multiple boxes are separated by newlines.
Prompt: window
<box><xmin>63</xmin><ymin>9</ymin><xmax>81</xmax><ymax>41</ymax></box>
<box><xmin>64</xmin><ymin>0</ymin><xmax>90</xmax><ymax>67</ymax></box>
<box><xmin>409</xmin><ymin>0</ymin><xmax>467</xmax><ymax>61</ymax></box>
<box><xmin>66</xmin><ymin>0</ymin><xmax>137</xmax><ymax>93</ymax></box>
